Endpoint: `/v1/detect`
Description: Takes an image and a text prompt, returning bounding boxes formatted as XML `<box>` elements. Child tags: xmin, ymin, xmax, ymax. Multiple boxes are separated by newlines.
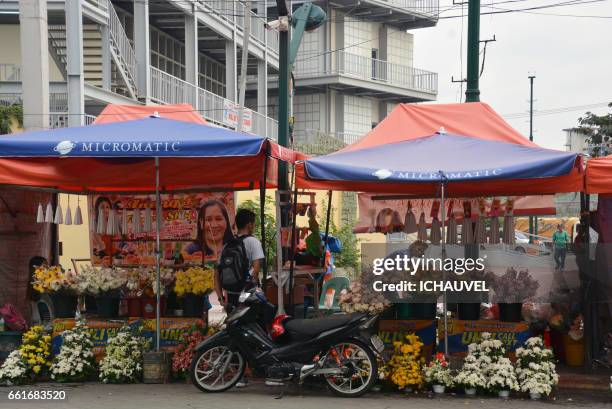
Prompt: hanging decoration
<box><xmin>36</xmin><ymin>203</ymin><xmax>44</xmax><ymax>223</ymax></box>
<box><xmin>503</xmin><ymin>197</ymin><xmax>516</xmax><ymax>245</ymax></box>
<box><xmin>460</xmin><ymin>201</ymin><xmax>473</xmax><ymax>244</ymax></box>
<box><xmin>447</xmin><ymin>214</ymin><xmax>458</xmax><ymax>245</ymax></box>
<box><xmin>45</xmin><ymin>202</ymin><xmax>53</xmax><ymax>223</ymax></box>
<box><xmin>474</xmin><ymin>198</ymin><xmax>487</xmax><ymax>244</ymax></box>
<box><xmin>429</xmin><ymin>200</ymin><xmax>441</xmax><ymax>244</ymax></box>
<box><xmin>106</xmin><ymin>207</ymin><xmax>116</xmax><ymax>236</ymax></box>
<box><xmin>96</xmin><ymin>206</ymin><xmax>106</xmax><ymax>234</ymax></box>
<box><xmin>64</xmin><ymin>196</ymin><xmax>72</xmax><ymax>225</ymax></box>
<box><xmin>132</xmin><ymin>207</ymin><xmax>142</xmax><ymax>234</ymax></box>
<box><xmin>417</xmin><ymin>211</ymin><xmax>427</xmax><ymax>242</ymax></box>
<box><xmin>53</xmin><ymin>203</ymin><xmax>63</xmax><ymax>225</ymax></box>
<box><xmin>489</xmin><ymin>216</ymin><xmax>500</xmax><ymax>244</ymax></box>
<box><xmin>121</xmin><ymin>208</ymin><xmax>129</xmax><ymax>235</ymax></box>
<box><xmin>403</xmin><ymin>201</ymin><xmax>417</xmax><ymax>234</ymax></box>
<box><xmin>74</xmin><ymin>196</ymin><xmax>83</xmax><ymax>226</ymax></box>
<box><xmin>114</xmin><ymin>208</ymin><xmax>122</xmax><ymax>235</ymax></box>
<box><xmin>143</xmin><ymin>201</ymin><xmax>152</xmax><ymax>233</ymax></box>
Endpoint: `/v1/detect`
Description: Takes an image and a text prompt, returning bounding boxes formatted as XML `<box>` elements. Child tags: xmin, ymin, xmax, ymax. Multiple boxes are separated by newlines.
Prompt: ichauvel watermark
<box><xmin>370</xmin><ymin>253</ymin><xmax>490</xmax><ymax>294</ymax></box>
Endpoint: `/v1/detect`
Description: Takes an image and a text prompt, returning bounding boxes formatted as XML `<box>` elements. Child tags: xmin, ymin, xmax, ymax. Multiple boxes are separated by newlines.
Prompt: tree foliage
<box><xmin>0</xmin><ymin>104</ymin><xmax>23</xmax><ymax>134</ymax></box>
<box><xmin>576</xmin><ymin>102</ymin><xmax>612</xmax><ymax>157</ymax></box>
<box><xmin>239</xmin><ymin>196</ymin><xmax>277</xmax><ymax>271</ymax></box>
<box><xmin>317</xmin><ymin>200</ymin><xmax>360</xmax><ymax>273</ymax></box>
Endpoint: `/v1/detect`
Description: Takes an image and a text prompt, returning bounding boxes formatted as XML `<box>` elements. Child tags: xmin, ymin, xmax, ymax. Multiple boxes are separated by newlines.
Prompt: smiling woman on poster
<box><xmin>187</xmin><ymin>199</ymin><xmax>234</xmax><ymax>262</ymax></box>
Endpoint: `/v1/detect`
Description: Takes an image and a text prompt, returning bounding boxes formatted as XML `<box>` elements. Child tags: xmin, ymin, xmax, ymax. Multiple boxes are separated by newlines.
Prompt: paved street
<box><xmin>0</xmin><ymin>381</ymin><xmax>609</xmax><ymax>409</ymax></box>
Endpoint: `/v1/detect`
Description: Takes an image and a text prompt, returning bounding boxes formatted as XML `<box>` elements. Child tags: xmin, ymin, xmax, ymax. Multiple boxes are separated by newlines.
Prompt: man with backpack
<box><xmin>215</xmin><ymin>208</ymin><xmax>264</xmax><ymax>312</ymax></box>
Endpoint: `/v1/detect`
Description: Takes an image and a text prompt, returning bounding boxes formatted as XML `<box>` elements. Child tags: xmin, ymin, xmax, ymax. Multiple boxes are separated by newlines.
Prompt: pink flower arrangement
<box><xmin>486</xmin><ymin>267</ymin><xmax>539</xmax><ymax>303</ymax></box>
<box><xmin>171</xmin><ymin>321</ymin><xmax>212</xmax><ymax>379</ymax></box>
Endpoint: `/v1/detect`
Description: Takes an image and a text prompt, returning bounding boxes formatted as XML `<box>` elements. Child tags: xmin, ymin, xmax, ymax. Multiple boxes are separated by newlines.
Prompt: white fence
<box><xmin>150</xmin><ymin>67</ymin><xmax>278</xmax><ymax>139</ymax></box>
<box><xmin>295</xmin><ymin>50</ymin><xmax>438</xmax><ymax>94</ymax></box>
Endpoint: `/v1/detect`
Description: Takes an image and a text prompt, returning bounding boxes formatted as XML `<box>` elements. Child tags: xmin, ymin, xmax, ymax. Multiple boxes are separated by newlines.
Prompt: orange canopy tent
<box><xmin>586</xmin><ymin>155</ymin><xmax>612</xmax><ymax>194</ymax></box>
<box><xmin>295</xmin><ymin>102</ymin><xmax>584</xmax><ymax>196</ymax></box>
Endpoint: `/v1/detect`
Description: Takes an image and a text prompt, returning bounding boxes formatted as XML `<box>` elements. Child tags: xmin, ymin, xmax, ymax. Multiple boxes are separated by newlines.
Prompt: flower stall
<box><xmin>294</xmin><ymin>101</ymin><xmax>588</xmax><ymax>364</ymax></box>
<box><xmin>0</xmin><ymin>103</ymin><xmax>303</xmax><ymax>353</ymax></box>
<box><xmin>0</xmin><ymin>103</ymin><xmax>306</xmax><ymax>385</ymax></box>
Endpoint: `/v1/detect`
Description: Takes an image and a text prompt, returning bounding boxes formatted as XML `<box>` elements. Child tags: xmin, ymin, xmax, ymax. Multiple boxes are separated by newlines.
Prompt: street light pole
<box><xmin>528</xmin><ymin>75</ymin><xmax>537</xmax><ymax>242</ymax></box>
<box><xmin>465</xmin><ymin>0</ymin><xmax>480</xmax><ymax>102</ymax></box>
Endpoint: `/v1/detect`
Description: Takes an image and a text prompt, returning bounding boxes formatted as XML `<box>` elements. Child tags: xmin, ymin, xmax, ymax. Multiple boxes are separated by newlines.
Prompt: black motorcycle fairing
<box><xmin>283</xmin><ymin>313</ymin><xmax>367</xmax><ymax>339</ymax></box>
<box><xmin>193</xmin><ymin>329</ymin><xmax>232</xmax><ymax>353</ymax></box>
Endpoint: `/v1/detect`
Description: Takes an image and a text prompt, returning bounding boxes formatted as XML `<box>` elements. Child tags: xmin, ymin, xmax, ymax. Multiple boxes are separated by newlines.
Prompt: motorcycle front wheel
<box><xmin>323</xmin><ymin>339</ymin><xmax>378</xmax><ymax>397</ymax></box>
<box><xmin>190</xmin><ymin>344</ymin><xmax>245</xmax><ymax>393</ymax></box>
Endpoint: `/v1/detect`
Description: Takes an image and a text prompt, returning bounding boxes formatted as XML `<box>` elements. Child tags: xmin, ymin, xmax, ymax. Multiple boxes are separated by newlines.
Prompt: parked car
<box><xmin>514</xmin><ymin>231</ymin><xmax>551</xmax><ymax>255</ymax></box>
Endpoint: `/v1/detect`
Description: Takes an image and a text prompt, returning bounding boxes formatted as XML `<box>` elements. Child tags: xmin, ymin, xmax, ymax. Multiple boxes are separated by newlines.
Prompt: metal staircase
<box><xmin>46</xmin><ymin>1</ymin><xmax>138</xmax><ymax>99</ymax></box>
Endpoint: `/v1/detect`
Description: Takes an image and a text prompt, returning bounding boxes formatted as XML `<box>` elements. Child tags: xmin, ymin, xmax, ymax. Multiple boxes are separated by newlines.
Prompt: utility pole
<box><xmin>276</xmin><ymin>0</ymin><xmax>290</xmax><ymax>197</ymax></box>
<box><xmin>528</xmin><ymin>75</ymin><xmax>536</xmax><ymax>242</ymax></box>
<box><xmin>237</xmin><ymin>0</ymin><xmax>251</xmax><ymax>132</ymax></box>
<box><xmin>274</xmin><ymin>1</ymin><xmax>326</xmax><ymax>195</ymax></box>
<box><xmin>465</xmin><ymin>0</ymin><xmax>480</xmax><ymax>102</ymax></box>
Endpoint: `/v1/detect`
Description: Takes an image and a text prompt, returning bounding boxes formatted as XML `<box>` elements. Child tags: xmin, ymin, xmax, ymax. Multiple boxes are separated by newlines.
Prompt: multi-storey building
<box><xmin>282</xmin><ymin>0</ymin><xmax>439</xmax><ymax>154</ymax></box>
<box><xmin>0</xmin><ymin>0</ymin><xmax>280</xmax><ymax>138</ymax></box>
<box><xmin>0</xmin><ymin>0</ymin><xmax>437</xmax><ymax>148</ymax></box>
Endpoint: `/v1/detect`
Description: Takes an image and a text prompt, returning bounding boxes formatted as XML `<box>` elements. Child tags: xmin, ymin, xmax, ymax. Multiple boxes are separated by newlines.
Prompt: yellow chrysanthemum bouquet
<box><xmin>174</xmin><ymin>266</ymin><xmax>214</xmax><ymax>297</ymax></box>
<box><xmin>32</xmin><ymin>266</ymin><xmax>79</xmax><ymax>294</ymax></box>
<box><xmin>386</xmin><ymin>333</ymin><xmax>425</xmax><ymax>391</ymax></box>
<box><xmin>0</xmin><ymin>326</ymin><xmax>52</xmax><ymax>384</ymax></box>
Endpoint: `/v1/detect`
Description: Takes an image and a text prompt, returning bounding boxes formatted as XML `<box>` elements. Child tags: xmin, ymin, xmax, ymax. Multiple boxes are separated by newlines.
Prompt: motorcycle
<box><xmin>190</xmin><ymin>287</ymin><xmax>384</xmax><ymax>397</ymax></box>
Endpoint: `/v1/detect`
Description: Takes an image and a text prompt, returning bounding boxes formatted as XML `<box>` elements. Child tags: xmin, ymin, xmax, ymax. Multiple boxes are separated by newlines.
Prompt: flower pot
<box><xmin>127</xmin><ymin>298</ymin><xmax>142</xmax><ymax>317</ymax></box>
<box><xmin>457</xmin><ymin>303</ymin><xmax>481</xmax><ymax>320</ymax></box>
<box><xmin>498</xmin><ymin>390</ymin><xmax>510</xmax><ymax>398</ymax></box>
<box><xmin>562</xmin><ymin>334</ymin><xmax>584</xmax><ymax>366</ymax></box>
<box><xmin>432</xmin><ymin>384</ymin><xmax>445</xmax><ymax>394</ymax></box>
<box><xmin>464</xmin><ymin>387</ymin><xmax>477</xmax><ymax>396</ymax></box>
<box><xmin>50</xmin><ymin>292</ymin><xmax>78</xmax><ymax>318</ymax></box>
<box><xmin>498</xmin><ymin>303</ymin><xmax>523</xmax><ymax>322</ymax></box>
<box><xmin>141</xmin><ymin>296</ymin><xmax>166</xmax><ymax>319</ymax></box>
<box><xmin>182</xmin><ymin>294</ymin><xmax>204</xmax><ymax>318</ymax></box>
<box><xmin>530</xmin><ymin>392</ymin><xmax>542</xmax><ymax>400</ymax></box>
<box><xmin>96</xmin><ymin>294</ymin><xmax>120</xmax><ymax>318</ymax></box>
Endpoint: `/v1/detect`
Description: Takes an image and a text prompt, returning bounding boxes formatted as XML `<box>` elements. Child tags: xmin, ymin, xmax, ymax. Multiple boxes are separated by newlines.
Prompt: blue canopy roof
<box><xmin>0</xmin><ymin>117</ymin><xmax>265</xmax><ymax>158</ymax></box>
<box><xmin>304</xmin><ymin>133</ymin><xmax>579</xmax><ymax>183</ymax></box>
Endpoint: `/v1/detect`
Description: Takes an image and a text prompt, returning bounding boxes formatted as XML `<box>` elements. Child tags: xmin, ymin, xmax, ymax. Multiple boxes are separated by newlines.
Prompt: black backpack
<box><xmin>218</xmin><ymin>235</ymin><xmax>250</xmax><ymax>292</ymax></box>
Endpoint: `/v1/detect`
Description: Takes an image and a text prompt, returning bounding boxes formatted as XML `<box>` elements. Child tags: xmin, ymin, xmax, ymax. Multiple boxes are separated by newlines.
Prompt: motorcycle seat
<box><xmin>284</xmin><ymin>313</ymin><xmax>366</xmax><ymax>339</ymax></box>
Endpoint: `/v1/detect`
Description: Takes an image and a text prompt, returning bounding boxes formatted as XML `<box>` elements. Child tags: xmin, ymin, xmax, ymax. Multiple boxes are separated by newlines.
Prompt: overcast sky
<box><xmin>413</xmin><ymin>1</ymin><xmax>612</xmax><ymax>150</ymax></box>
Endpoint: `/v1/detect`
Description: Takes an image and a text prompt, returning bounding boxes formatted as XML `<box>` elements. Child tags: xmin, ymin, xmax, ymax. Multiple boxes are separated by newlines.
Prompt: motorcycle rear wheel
<box><xmin>323</xmin><ymin>339</ymin><xmax>378</xmax><ymax>398</ymax></box>
<box><xmin>190</xmin><ymin>344</ymin><xmax>245</xmax><ymax>393</ymax></box>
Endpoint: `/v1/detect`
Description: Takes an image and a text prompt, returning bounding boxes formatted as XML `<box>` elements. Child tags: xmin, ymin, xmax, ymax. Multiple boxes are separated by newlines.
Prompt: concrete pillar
<box><xmin>225</xmin><ymin>40</ymin><xmax>237</xmax><ymax>102</ymax></box>
<box><xmin>134</xmin><ymin>0</ymin><xmax>150</xmax><ymax>101</ymax></box>
<box><xmin>19</xmin><ymin>0</ymin><xmax>49</xmax><ymax>130</ymax></box>
<box><xmin>65</xmin><ymin>0</ymin><xmax>84</xmax><ymax>127</ymax></box>
<box><xmin>185</xmin><ymin>7</ymin><xmax>198</xmax><ymax>86</ymax></box>
<box><xmin>101</xmin><ymin>24</ymin><xmax>111</xmax><ymax>91</ymax></box>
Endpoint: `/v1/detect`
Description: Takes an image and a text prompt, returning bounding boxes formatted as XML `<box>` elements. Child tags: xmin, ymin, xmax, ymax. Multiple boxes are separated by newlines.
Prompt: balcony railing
<box><xmin>84</xmin><ymin>0</ymin><xmax>109</xmax><ymax>13</ymax></box>
<box><xmin>0</xmin><ymin>64</ymin><xmax>21</xmax><ymax>82</ymax></box>
<box><xmin>150</xmin><ymin>67</ymin><xmax>278</xmax><ymax>139</ymax></box>
<box><xmin>107</xmin><ymin>0</ymin><xmax>137</xmax><ymax>92</ymax></box>
<box><xmin>200</xmin><ymin>0</ymin><xmax>279</xmax><ymax>55</ymax></box>
<box><xmin>370</xmin><ymin>0</ymin><xmax>439</xmax><ymax>17</ymax></box>
<box><xmin>295</xmin><ymin>50</ymin><xmax>438</xmax><ymax>95</ymax></box>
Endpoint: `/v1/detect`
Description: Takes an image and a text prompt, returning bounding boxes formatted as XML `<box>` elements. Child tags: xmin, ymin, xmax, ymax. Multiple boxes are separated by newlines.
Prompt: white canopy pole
<box><xmin>275</xmin><ymin>190</ymin><xmax>285</xmax><ymax>315</ymax></box>
<box><xmin>439</xmin><ymin>171</ymin><xmax>448</xmax><ymax>354</ymax></box>
<box><xmin>155</xmin><ymin>157</ymin><xmax>161</xmax><ymax>351</ymax></box>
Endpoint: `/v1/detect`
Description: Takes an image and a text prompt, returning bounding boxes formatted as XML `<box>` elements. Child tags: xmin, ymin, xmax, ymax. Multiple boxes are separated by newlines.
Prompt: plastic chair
<box><xmin>306</xmin><ymin>276</ymin><xmax>350</xmax><ymax>317</ymax></box>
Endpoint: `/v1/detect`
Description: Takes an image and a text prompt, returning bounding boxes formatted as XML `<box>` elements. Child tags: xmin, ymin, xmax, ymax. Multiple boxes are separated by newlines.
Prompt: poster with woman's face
<box><xmin>89</xmin><ymin>192</ymin><xmax>235</xmax><ymax>266</ymax></box>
